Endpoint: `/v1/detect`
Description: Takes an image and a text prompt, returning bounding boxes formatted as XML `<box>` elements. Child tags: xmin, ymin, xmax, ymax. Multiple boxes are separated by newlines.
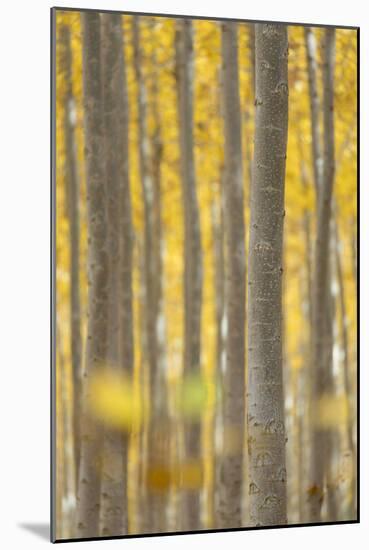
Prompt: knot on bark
<box><xmin>264</xmin><ymin>419</ymin><xmax>285</xmax><ymax>434</ymax></box>
<box><xmin>260</xmin><ymin>494</ymin><xmax>280</xmax><ymax>509</ymax></box>
<box><xmin>254</xmin><ymin>241</ymin><xmax>273</xmax><ymax>253</ymax></box>
<box><xmin>260</xmin><ymin>60</ymin><xmax>271</xmax><ymax>71</ymax></box>
<box><xmin>274</xmin><ymin>80</ymin><xmax>289</xmax><ymax>97</ymax></box>
<box><xmin>262</xmin><ymin>24</ymin><xmax>280</xmax><ymax>38</ymax></box>
<box><xmin>249</xmin><ymin>482</ymin><xmax>260</xmax><ymax>494</ymax></box>
<box><xmin>255</xmin><ymin>451</ymin><xmax>273</xmax><ymax>467</ymax></box>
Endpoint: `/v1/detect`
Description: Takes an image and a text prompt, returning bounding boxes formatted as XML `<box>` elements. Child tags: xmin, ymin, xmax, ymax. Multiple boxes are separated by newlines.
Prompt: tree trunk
<box><xmin>217</xmin><ymin>22</ymin><xmax>246</xmax><ymax>529</ymax></box>
<box><xmin>59</xmin><ymin>24</ymin><xmax>82</xmax><ymax>490</ymax></box>
<box><xmin>175</xmin><ymin>19</ymin><xmax>203</xmax><ymax>532</ymax></box>
<box><xmin>99</xmin><ymin>13</ymin><xmax>131</xmax><ymax>537</ymax></box>
<box><xmin>132</xmin><ymin>17</ymin><xmax>158</xmax><ymax>394</ymax></box>
<box><xmin>304</xmin><ymin>27</ymin><xmax>323</xmax><ymax>200</ymax></box>
<box><xmin>308</xmin><ymin>28</ymin><xmax>336</xmax><ymax>523</ymax></box>
<box><xmin>132</xmin><ymin>17</ymin><xmax>169</xmax><ymax>533</ymax></box>
<box><xmin>248</xmin><ymin>24</ymin><xmax>256</xmax><ymax>97</ymax></box>
<box><xmin>76</xmin><ymin>12</ymin><xmax>108</xmax><ymax>538</ymax></box>
<box><xmin>118</xmin><ymin>13</ymin><xmax>135</xmax><ymax>535</ymax></box>
<box><xmin>57</xmin><ymin>322</ymin><xmax>76</xmax><ymax>538</ymax></box>
<box><xmin>247</xmin><ymin>23</ymin><xmax>289</xmax><ymax>527</ymax></box>
<box><xmin>333</xmin><ymin>216</ymin><xmax>356</xmax><ymax>519</ymax></box>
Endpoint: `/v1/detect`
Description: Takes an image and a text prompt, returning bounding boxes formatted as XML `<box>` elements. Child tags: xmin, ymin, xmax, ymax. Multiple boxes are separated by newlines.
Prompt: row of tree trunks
<box><xmin>60</xmin><ymin>15</ymin><xmax>354</xmax><ymax>536</ymax></box>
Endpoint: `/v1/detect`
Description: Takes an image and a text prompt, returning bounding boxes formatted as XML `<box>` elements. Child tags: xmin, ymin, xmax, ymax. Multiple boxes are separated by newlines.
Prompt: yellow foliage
<box><xmin>146</xmin><ymin>460</ymin><xmax>203</xmax><ymax>493</ymax></box>
<box><xmin>314</xmin><ymin>393</ymin><xmax>349</xmax><ymax>429</ymax></box>
<box><xmin>87</xmin><ymin>368</ymin><xmax>149</xmax><ymax>431</ymax></box>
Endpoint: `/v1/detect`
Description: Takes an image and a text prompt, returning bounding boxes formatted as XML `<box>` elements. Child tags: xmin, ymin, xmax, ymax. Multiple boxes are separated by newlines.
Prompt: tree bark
<box><xmin>217</xmin><ymin>22</ymin><xmax>246</xmax><ymax>529</ymax></box>
<box><xmin>59</xmin><ymin>24</ymin><xmax>82</xmax><ymax>490</ymax></box>
<box><xmin>308</xmin><ymin>28</ymin><xmax>336</xmax><ymax>523</ymax></box>
<box><xmin>76</xmin><ymin>12</ymin><xmax>108</xmax><ymax>538</ymax></box>
<box><xmin>175</xmin><ymin>19</ymin><xmax>203</xmax><ymax>532</ymax></box>
<box><xmin>247</xmin><ymin>23</ymin><xmax>289</xmax><ymax>527</ymax></box>
<box><xmin>304</xmin><ymin>27</ymin><xmax>323</xmax><ymax>200</ymax></box>
<box><xmin>99</xmin><ymin>13</ymin><xmax>131</xmax><ymax>536</ymax></box>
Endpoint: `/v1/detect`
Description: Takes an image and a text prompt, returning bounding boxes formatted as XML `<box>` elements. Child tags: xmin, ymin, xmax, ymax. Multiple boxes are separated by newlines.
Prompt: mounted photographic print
<box><xmin>51</xmin><ymin>6</ymin><xmax>359</xmax><ymax>542</ymax></box>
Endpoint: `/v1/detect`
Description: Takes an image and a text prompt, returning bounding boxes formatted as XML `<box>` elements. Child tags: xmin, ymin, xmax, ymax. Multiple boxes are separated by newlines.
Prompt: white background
<box><xmin>0</xmin><ymin>0</ymin><xmax>366</xmax><ymax>547</ymax></box>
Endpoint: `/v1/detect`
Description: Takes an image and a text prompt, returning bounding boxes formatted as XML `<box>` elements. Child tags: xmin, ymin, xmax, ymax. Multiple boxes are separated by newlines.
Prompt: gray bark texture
<box><xmin>308</xmin><ymin>28</ymin><xmax>336</xmax><ymax>523</ymax></box>
<box><xmin>247</xmin><ymin>23</ymin><xmax>289</xmax><ymax>527</ymax></box>
<box><xmin>76</xmin><ymin>12</ymin><xmax>109</xmax><ymax>538</ymax></box>
<box><xmin>99</xmin><ymin>13</ymin><xmax>131</xmax><ymax>537</ymax></box>
<box><xmin>175</xmin><ymin>19</ymin><xmax>203</xmax><ymax>532</ymax></box>
<box><xmin>59</xmin><ymin>24</ymin><xmax>82</xmax><ymax>489</ymax></box>
<box><xmin>217</xmin><ymin>22</ymin><xmax>246</xmax><ymax>529</ymax></box>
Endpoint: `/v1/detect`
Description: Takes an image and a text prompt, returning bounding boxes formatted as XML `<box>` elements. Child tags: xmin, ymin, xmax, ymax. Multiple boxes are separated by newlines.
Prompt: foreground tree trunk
<box><xmin>217</xmin><ymin>22</ymin><xmax>246</xmax><ymax>529</ymax></box>
<box><xmin>308</xmin><ymin>28</ymin><xmax>336</xmax><ymax>523</ymax></box>
<box><xmin>76</xmin><ymin>12</ymin><xmax>108</xmax><ymax>538</ymax></box>
<box><xmin>59</xmin><ymin>24</ymin><xmax>82</xmax><ymax>489</ymax></box>
<box><xmin>99</xmin><ymin>13</ymin><xmax>131</xmax><ymax>537</ymax></box>
<box><xmin>247</xmin><ymin>23</ymin><xmax>289</xmax><ymax>527</ymax></box>
<box><xmin>175</xmin><ymin>19</ymin><xmax>203</xmax><ymax>532</ymax></box>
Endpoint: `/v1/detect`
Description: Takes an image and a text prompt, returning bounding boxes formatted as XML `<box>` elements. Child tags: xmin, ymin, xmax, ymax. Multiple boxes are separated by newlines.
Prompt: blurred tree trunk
<box><xmin>76</xmin><ymin>12</ymin><xmax>108</xmax><ymax>538</ymax></box>
<box><xmin>59</xmin><ymin>24</ymin><xmax>82</xmax><ymax>489</ymax></box>
<box><xmin>324</xmin><ymin>242</ymin><xmax>337</xmax><ymax>521</ymax></box>
<box><xmin>132</xmin><ymin>17</ymin><xmax>158</xmax><ymax>395</ymax></box>
<box><xmin>133</xmin><ymin>17</ymin><xmax>169</xmax><ymax>533</ymax></box>
<box><xmin>333</xmin><ymin>217</ymin><xmax>356</xmax><ymax>518</ymax></box>
<box><xmin>99</xmin><ymin>13</ymin><xmax>131</xmax><ymax>536</ymax></box>
<box><xmin>304</xmin><ymin>27</ymin><xmax>323</xmax><ymax>200</ymax></box>
<box><xmin>247</xmin><ymin>23</ymin><xmax>289</xmax><ymax>527</ymax></box>
<box><xmin>118</xmin><ymin>13</ymin><xmax>135</xmax><ymax>536</ymax></box>
<box><xmin>296</xmin><ymin>129</ymin><xmax>313</xmax><ymax>523</ymax></box>
<box><xmin>217</xmin><ymin>22</ymin><xmax>245</xmax><ymax>529</ymax></box>
<box><xmin>148</xmin><ymin>29</ymin><xmax>169</xmax><ymax>534</ymax></box>
<box><xmin>308</xmin><ymin>28</ymin><xmax>336</xmax><ymax>523</ymax></box>
<box><xmin>211</xmin><ymin>178</ymin><xmax>225</xmax><ymax>383</ymax></box>
<box><xmin>57</xmin><ymin>322</ymin><xmax>76</xmax><ymax>538</ymax></box>
<box><xmin>248</xmin><ymin>23</ymin><xmax>256</xmax><ymax>97</ymax></box>
<box><xmin>210</xmin><ymin>179</ymin><xmax>225</xmax><ymax>526</ymax></box>
<box><xmin>175</xmin><ymin>19</ymin><xmax>203</xmax><ymax>532</ymax></box>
